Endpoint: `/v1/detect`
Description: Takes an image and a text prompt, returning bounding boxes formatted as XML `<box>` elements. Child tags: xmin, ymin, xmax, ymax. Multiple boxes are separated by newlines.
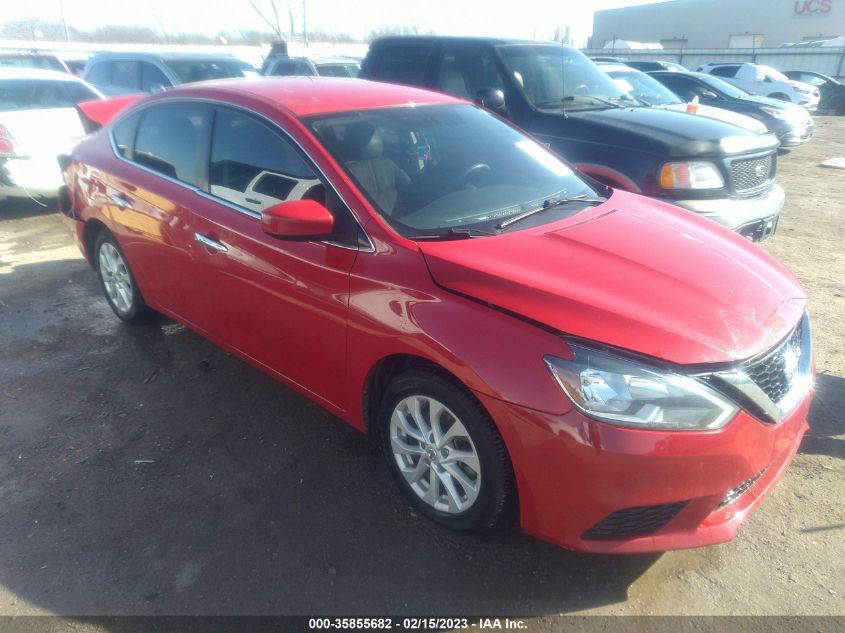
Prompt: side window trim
<box><xmin>106</xmin><ymin>98</ymin><xmax>373</xmax><ymax>252</ymax></box>
<box><xmin>205</xmin><ymin>105</ymin><xmax>370</xmax><ymax>251</ymax></box>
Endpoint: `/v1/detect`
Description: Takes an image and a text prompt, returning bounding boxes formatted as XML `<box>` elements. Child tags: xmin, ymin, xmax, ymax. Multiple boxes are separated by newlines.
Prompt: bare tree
<box><xmin>249</xmin><ymin>0</ymin><xmax>286</xmax><ymax>41</ymax></box>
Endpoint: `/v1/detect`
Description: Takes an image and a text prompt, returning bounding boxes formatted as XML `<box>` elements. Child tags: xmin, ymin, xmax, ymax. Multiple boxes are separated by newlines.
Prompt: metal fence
<box><xmin>582</xmin><ymin>46</ymin><xmax>845</xmax><ymax>79</ymax></box>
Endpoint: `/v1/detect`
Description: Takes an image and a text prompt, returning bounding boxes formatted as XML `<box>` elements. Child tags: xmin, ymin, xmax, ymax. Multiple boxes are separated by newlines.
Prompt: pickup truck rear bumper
<box><xmin>666</xmin><ymin>184</ymin><xmax>785</xmax><ymax>238</ymax></box>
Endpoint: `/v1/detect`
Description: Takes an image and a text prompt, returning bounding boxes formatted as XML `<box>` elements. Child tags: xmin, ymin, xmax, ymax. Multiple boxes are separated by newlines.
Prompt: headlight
<box><xmin>659</xmin><ymin>161</ymin><xmax>724</xmax><ymax>190</ymax></box>
<box><xmin>761</xmin><ymin>107</ymin><xmax>786</xmax><ymax>119</ymax></box>
<box><xmin>545</xmin><ymin>344</ymin><xmax>738</xmax><ymax>430</ymax></box>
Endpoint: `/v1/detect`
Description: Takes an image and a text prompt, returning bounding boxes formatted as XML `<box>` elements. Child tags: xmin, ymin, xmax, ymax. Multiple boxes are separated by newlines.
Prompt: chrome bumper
<box><xmin>668</xmin><ymin>184</ymin><xmax>785</xmax><ymax>232</ymax></box>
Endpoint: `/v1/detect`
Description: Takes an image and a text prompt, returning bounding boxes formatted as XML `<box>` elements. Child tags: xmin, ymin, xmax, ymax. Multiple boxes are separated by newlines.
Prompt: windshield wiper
<box><xmin>411</xmin><ymin>227</ymin><xmax>498</xmax><ymax>241</ymax></box>
<box><xmin>495</xmin><ymin>193</ymin><xmax>605</xmax><ymax>230</ymax></box>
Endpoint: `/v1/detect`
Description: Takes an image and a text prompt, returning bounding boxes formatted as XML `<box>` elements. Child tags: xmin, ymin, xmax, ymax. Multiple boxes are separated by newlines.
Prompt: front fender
<box><xmin>344</xmin><ymin>240</ymin><xmax>574</xmax><ymax>430</ymax></box>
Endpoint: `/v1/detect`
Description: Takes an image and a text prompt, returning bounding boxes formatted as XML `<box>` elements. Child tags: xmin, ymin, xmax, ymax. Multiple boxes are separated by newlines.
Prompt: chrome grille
<box><xmin>705</xmin><ymin>314</ymin><xmax>811</xmax><ymax>424</ymax></box>
<box><xmin>731</xmin><ymin>155</ymin><xmax>773</xmax><ymax>193</ymax></box>
<box><xmin>744</xmin><ymin>322</ymin><xmax>803</xmax><ymax>405</ymax></box>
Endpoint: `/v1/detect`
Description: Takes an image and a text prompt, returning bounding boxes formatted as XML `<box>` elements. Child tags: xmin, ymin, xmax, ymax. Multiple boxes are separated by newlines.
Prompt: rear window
<box><xmin>0</xmin><ymin>79</ymin><xmax>99</xmax><ymax>112</ymax></box>
<box><xmin>371</xmin><ymin>43</ymin><xmax>433</xmax><ymax>84</ymax></box>
<box><xmin>0</xmin><ymin>55</ymin><xmax>65</xmax><ymax>72</ymax></box>
<box><xmin>316</xmin><ymin>63</ymin><xmax>359</xmax><ymax>78</ymax></box>
<box><xmin>163</xmin><ymin>59</ymin><xmax>258</xmax><ymax>84</ymax></box>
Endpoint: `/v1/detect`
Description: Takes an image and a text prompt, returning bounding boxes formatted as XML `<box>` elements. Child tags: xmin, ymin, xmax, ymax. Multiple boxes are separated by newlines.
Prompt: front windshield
<box><xmin>607</xmin><ymin>69</ymin><xmax>681</xmax><ymax>105</ymax></box>
<box><xmin>697</xmin><ymin>74</ymin><xmax>748</xmax><ymax>98</ymax></box>
<box><xmin>308</xmin><ymin>104</ymin><xmax>601</xmax><ymax>237</ymax></box>
<box><xmin>498</xmin><ymin>45</ymin><xmax>633</xmax><ymax>110</ymax></box>
<box><xmin>758</xmin><ymin>65</ymin><xmax>789</xmax><ymax>82</ymax></box>
<box><xmin>164</xmin><ymin>59</ymin><xmax>259</xmax><ymax>83</ymax></box>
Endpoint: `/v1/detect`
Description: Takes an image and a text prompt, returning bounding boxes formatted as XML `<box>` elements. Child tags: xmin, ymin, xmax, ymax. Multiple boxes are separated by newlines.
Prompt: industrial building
<box><xmin>591</xmin><ymin>0</ymin><xmax>845</xmax><ymax>49</ymax></box>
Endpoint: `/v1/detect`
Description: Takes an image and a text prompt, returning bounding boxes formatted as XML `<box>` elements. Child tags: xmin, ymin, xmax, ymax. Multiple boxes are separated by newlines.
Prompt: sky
<box><xmin>1</xmin><ymin>0</ymin><xmax>672</xmax><ymax>45</ymax></box>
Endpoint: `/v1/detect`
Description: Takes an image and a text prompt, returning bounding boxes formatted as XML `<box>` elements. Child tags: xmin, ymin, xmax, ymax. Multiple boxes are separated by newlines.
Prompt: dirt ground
<box><xmin>0</xmin><ymin>118</ymin><xmax>842</xmax><ymax>622</ymax></box>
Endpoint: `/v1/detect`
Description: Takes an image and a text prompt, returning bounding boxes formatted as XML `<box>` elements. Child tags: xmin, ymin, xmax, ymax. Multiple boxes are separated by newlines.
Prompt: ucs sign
<box><xmin>794</xmin><ymin>0</ymin><xmax>833</xmax><ymax>15</ymax></box>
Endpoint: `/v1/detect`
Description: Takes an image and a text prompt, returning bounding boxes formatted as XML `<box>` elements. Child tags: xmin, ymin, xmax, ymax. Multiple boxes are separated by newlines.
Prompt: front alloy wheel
<box><xmin>389</xmin><ymin>395</ymin><xmax>481</xmax><ymax>514</ymax></box>
<box><xmin>380</xmin><ymin>370</ymin><xmax>513</xmax><ymax>531</ymax></box>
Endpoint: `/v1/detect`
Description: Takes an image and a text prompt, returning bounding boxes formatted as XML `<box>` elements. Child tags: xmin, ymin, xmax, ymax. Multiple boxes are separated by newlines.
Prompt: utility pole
<box><xmin>302</xmin><ymin>0</ymin><xmax>308</xmax><ymax>46</ymax></box>
<box><xmin>58</xmin><ymin>0</ymin><xmax>70</xmax><ymax>41</ymax></box>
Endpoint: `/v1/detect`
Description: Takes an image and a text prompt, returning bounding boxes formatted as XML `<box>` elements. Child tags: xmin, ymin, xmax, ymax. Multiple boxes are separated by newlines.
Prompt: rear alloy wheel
<box><xmin>380</xmin><ymin>370</ymin><xmax>512</xmax><ymax>531</ymax></box>
<box><xmin>95</xmin><ymin>231</ymin><xmax>153</xmax><ymax>324</ymax></box>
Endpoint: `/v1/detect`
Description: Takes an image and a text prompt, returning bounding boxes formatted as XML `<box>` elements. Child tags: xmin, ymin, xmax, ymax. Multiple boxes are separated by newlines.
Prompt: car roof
<box><xmin>371</xmin><ymin>35</ymin><xmax>566</xmax><ymax>47</ymax></box>
<box><xmin>160</xmin><ymin>76</ymin><xmax>463</xmax><ymax>117</ymax></box>
<box><xmin>0</xmin><ymin>67</ymin><xmax>78</xmax><ymax>81</ymax></box>
<box><xmin>88</xmin><ymin>51</ymin><xmax>243</xmax><ymax>62</ymax></box>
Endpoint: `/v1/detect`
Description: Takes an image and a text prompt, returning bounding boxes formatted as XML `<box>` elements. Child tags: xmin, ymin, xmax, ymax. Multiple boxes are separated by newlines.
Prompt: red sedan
<box><xmin>59</xmin><ymin>77</ymin><xmax>813</xmax><ymax>553</ymax></box>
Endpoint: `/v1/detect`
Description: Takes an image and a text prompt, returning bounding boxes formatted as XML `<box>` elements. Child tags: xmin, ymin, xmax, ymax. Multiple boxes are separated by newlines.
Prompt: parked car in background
<box><xmin>697</xmin><ymin>62</ymin><xmax>819</xmax><ymax>111</ymax></box>
<box><xmin>264</xmin><ymin>56</ymin><xmax>360</xmax><ymax>78</ymax></box>
<box><xmin>64</xmin><ymin>59</ymin><xmax>88</xmax><ymax>77</ymax></box>
<box><xmin>0</xmin><ymin>68</ymin><xmax>102</xmax><ymax>204</ymax></box>
<box><xmin>0</xmin><ymin>52</ymin><xmax>70</xmax><ymax>73</ymax></box>
<box><xmin>598</xmin><ymin>63</ymin><xmax>769</xmax><ymax>134</ymax></box>
<box><xmin>783</xmin><ymin>70</ymin><xmax>845</xmax><ymax>115</ymax></box>
<box><xmin>650</xmin><ymin>70</ymin><xmax>815</xmax><ymax>147</ymax></box>
<box><xmin>625</xmin><ymin>59</ymin><xmax>687</xmax><ymax>72</ymax></box>
<box><xmin>61</xmin><ymin>77</ymin><xmax>813</xmax><ymax>553</ymax></box>
<box><xmin>362</xmin><ymin>37</ymin><xmax>784</xmax><ymax>241</ymax></box>
<box><xmin>83</xmin><ymin>52</ymin><xmax>259</xmax><ymax>95</ymax></box>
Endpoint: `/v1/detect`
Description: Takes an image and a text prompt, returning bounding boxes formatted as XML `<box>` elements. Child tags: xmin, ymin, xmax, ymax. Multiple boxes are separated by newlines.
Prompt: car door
<box><xmin>188</xmin><ymin>106</ymin><xmax>361</xmax><ymax>410</ymax></box>
<box><xmin>104</xmin><ymin>101</ymin><xmax>214</xmax><ymax>331</ymax></box>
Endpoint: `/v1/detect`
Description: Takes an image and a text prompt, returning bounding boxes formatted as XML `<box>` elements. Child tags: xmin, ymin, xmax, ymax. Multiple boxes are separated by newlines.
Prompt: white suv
<box><xmin>697</xmin><ymin>63</ymin><xmax>819</xmax><ymax>111</ymax></box>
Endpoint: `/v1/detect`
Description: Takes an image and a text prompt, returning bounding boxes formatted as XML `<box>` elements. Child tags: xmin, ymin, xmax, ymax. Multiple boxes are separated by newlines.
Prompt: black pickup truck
<box><xmin>361</xmin><ymin>36</ymin><xmax>784</xmax><ymax>241</ymax></box>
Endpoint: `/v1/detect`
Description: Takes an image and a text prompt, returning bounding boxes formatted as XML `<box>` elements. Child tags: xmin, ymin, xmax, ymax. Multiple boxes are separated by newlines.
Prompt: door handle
<box><xmin>109</xmin><ymin>193</ymin><xmax>132</xmax><ymax>208</ymax></box>
<box><xmin>194</xmin><ymin>233</ymin><xmax>229</xmax><ymax>253</ymax></box>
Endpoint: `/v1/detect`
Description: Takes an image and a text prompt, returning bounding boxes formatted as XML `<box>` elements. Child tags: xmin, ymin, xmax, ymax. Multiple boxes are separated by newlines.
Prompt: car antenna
<box><xmin>559</xmin><ymin>34</ymin><xmax>568</xmax><ymax>119</ymax></box>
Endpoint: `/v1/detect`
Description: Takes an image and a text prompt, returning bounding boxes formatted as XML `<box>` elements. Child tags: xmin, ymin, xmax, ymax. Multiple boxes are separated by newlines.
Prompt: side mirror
<box><xmin>261</xmin><ymin>199</ymin><xmax>334</xmax><ymax>239</ymax></box>
<box><xmin>700</xmin><ymin>90</ymin><xmax>719</xmax><ymax>100</ymax></box>
<box><xmin>149</xmin><ymin>83</ymin><xmax>167</xmax><ymax>93</ymax></box>
<box><xmin>475</xmin><ymin>88</ymin><xmax>506</xmax><ymax>114</ymax></box>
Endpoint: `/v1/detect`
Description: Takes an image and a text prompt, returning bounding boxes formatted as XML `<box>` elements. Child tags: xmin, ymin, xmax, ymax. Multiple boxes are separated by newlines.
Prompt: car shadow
<box><xmin>801</xmin><ymin>372</ymin><xmax>845</xmax><ymax>461</ymax></box>
<box><xmin>0</xmin><ymin>197</ymin><xmax>58</xmax><ymax>220</ymax></box>
<box><xmin>0</xmin><ymin>257</ymin><xmax>659</xmax><ymax>617</ymax></box>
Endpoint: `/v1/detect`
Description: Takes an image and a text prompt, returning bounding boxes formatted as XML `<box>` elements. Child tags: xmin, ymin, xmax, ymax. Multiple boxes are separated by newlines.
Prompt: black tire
<box><xmin>94</xmin><ymin>230</ymin><xmax>154</xmax><ymax>324</ymax></box>
<box><xmin>378</xmin><ymin>369</ymin><xmax>513</xmax><ymax>531</ymax></box>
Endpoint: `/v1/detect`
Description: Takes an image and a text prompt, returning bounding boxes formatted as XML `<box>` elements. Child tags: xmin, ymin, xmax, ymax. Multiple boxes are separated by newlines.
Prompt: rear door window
<box><xmin>371</xmin><ymin>43</ymin><xmax>434</xmax><ymax>85</ymax></box>
<box><xmin>435</xmin><ymin>44</ymin><xmax>504</xmax><ymax>101</ymax></box>
<box><xmin>111</xmin><ymin>60</ymin><xmax>140</xmax><ymax>91</ymax></box>
<box><xmin>711</xmin><ymin>65</ymin><xmax>740</xmax><ymax>78</ymax></box>
<box><xmin>85</xmin><ymin>61</ymin><xmax>110</xmax><ymax>87</ymax></box>
<box><xmin>133</xmin><ymin>102</ymin><xmax>211</xmax><ymax>186</ymax></box>
<box><xmin>140</xmin><ymin>63</ymin><xmax>171</xmax><ymax>91</ymax></box>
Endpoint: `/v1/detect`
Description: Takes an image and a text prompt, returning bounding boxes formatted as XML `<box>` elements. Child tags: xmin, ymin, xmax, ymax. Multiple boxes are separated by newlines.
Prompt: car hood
<box><xmin>658</xmin><ymin>103</ymin><xmax>769</xmax><ymax>134</ymax></box>
<box><xmin>418</xmin><ymin>190</ymin><xmax>806</xmax><ymax>366</ymax></box>
<box><xmin>564</xmin><ymin>106</ymin><xmax>777</xmax><ymax>156</ymax></box>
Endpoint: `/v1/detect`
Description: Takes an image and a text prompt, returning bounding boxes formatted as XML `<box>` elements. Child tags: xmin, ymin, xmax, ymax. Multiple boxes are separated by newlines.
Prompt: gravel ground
<box><xmin>0</xmin><ymin>118</ymin><xmax>842</xmax><ymax>622</ymax></box>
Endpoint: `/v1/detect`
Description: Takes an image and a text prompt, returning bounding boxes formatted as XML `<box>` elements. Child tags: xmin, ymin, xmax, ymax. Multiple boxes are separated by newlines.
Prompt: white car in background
<box><xmin>599</xmin><ymin>64</ymin><xmax>770</xmax><ymax>135</ymax></box>
<box><xmin>0</xmin><ymin>68</ymin><xmax>103</xmax><ymax>204</ymax></box>
<box><xmin>696</xmin><ymin>62</ymin><xmax>819</xmax><ymax>111</ymax></box>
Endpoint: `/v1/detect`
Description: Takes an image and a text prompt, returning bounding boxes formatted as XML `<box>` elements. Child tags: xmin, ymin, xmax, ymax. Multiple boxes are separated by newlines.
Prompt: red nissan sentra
<box><xmin>58</xmin><ymin>78</ymin><xmax>814</xmax><ymax>553</ymax></box>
